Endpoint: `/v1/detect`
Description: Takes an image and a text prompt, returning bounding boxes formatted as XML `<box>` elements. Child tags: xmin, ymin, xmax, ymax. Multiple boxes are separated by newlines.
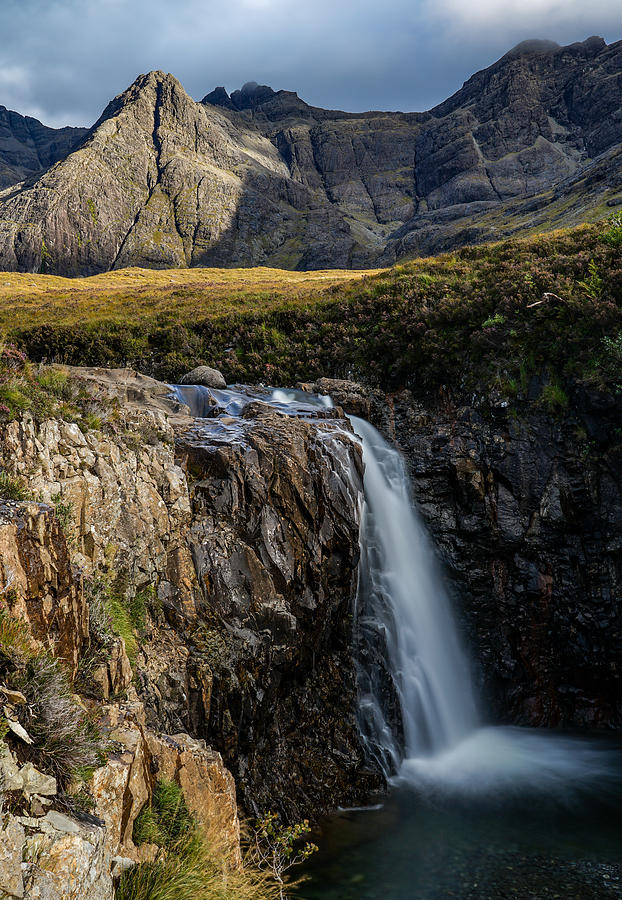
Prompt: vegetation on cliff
<box><xmin>5</xmin><ymin>219</ymin><xmax>622</xmax><ymax>408</ymax></box>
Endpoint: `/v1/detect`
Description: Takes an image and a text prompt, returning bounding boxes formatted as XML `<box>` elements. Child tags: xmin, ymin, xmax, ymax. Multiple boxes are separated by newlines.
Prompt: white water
<box><xmin>351</xmin><ymin>416</ymin><xmax>620</xmax><ymax>798</ymax></box>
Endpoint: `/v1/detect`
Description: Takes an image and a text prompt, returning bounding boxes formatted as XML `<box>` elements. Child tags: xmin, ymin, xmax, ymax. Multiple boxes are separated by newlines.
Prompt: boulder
<box><xmin>179</xmin><ymin>365</ymin><xmax>227</xmax><ymax>389</ymax></box>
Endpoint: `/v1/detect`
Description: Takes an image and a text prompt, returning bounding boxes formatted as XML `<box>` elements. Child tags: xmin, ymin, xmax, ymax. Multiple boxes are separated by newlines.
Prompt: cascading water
<box><xmin>352</xmin><ymin>415</ymin><xmax>479</xmax><ymax>770</ymax></box>
<box><xmin>351</xmin><ymin>416</ymin><xmax>619</xmax><ymax>798</ymax></box>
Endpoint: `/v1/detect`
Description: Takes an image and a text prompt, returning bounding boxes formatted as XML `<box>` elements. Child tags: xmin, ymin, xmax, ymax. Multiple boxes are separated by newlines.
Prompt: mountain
<box><xmin>0</xmin><ymin>106</ymin><xmax>87</xmax><ymax>189</ymax></box>
<box><xmin>0</xmin><ymin>35</ymin><xmax>620</xmax><ymax>274</ymax></box>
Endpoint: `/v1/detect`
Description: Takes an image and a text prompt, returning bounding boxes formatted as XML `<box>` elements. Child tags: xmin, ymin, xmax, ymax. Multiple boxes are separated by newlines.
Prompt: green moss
<box><xmin>87</xmin><ymin>198</ymin><xmax>98</xmax><ymax>226</ymax></box>
<box><xmin>106</xmin><ymin>596</ymin><xmax>137</xmax><ymax>665</ymax></box>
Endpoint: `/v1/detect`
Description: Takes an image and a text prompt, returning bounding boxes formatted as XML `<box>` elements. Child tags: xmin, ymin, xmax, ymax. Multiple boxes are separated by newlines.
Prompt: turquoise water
<box><xmin>300</xmin><ymin>766</ymin><xmax>622</xmax><ymax>899</ymax></box>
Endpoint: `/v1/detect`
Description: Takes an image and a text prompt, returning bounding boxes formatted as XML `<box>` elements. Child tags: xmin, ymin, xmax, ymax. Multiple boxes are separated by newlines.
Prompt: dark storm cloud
<box><xmin>1</xmin><ymin>0</ymin><xmax>621</xmax><ymax>127</ymax></box>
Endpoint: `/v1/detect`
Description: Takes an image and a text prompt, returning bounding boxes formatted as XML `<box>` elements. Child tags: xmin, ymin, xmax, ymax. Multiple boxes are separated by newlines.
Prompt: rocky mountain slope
<box><xmin>0</xmin><ymin>36</ymin><xmax>620</xmax><ymax>274</ymax></box>
<box><xmin>0</xmin><ymin>106</ymin><xmax>87</xmax><ymax>189</ymax></box>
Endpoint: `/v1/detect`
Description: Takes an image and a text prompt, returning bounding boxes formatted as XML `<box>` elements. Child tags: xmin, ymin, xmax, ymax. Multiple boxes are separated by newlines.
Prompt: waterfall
<box><xmin>168</xmin><ymin>380</ymin><xmax>618</xmax><ymax>797</ymax></box>
<box><xmin>351</xmin><ymin>416</ymin><xmax>619</xmax><ymax>797</ymax></box>
<box><xmin>352</xmin><ymin>416</ymin><xmax>478</xmax><ymax>769</ymax></box>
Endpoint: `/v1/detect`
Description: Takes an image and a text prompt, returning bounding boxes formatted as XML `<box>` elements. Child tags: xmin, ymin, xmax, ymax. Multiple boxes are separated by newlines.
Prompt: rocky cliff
<box><xmin>0</xmin><ymin>36</ymin><xmax>620</xmax><ymax>273</ymax></box>
<box><xmin>1</xmin><ymin>359</ymin><xmax>620</xmax><ymax>895</ymax></box>
<box><xmin>0</xmin><ymin>368</ymin><xmax>376</xmax><ymax>828</ymax></box>
<box><xmin>0</xmin><ymin>497</ymin><xmax>239</xmax><ymax>900</ymax></box>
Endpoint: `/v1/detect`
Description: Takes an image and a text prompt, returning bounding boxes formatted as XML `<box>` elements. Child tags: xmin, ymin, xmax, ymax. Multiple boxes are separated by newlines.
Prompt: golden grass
<box><xmin>0</xmin><ymin>265</ymin><xmax>384</xmax><ymax>329</ymax></box>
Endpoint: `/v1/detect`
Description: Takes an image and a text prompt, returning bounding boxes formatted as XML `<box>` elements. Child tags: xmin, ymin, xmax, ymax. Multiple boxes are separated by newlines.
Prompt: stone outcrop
<box><xmin>179</xmin><ymin>365</ymin><xmax>227</xmax><ymax>389</ymax></box>
<box><xmin>0</xmin><ymin>368</ymin><xmax>379</xmax><ymax>821</ymax></box>
<box><xmin>0</xmin><ymin>36</ymin><xmax>620</xmax><ymax>273</ymax></box>
<box><xmin>0</xmin><ymin>480</ymin><xmax>240</xmax><ymax>900</ymax></box>
<box><xmin>0</xmin><ymin>703</ymin><xmax>238</xmax><ymax>900</ymax></box>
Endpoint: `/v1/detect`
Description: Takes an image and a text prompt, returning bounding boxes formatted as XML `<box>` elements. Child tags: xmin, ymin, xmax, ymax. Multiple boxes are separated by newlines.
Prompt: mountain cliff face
<box><xmin>0</xmin><ymin>106</ymin><xmax>87</xmax><ymax>189</ymax></box>
<box><xmin>0</xmin><ymin>36</ymin><xmax>620</xmax><ymax>273</ymax></box>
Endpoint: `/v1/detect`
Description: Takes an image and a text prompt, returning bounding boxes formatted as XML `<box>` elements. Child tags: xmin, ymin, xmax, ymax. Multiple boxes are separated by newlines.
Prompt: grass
<box><xmin>0</xmin><ymin>340</ymin><xmax>111</xmax><ymax>425</ymax></box>
<box><xmin>0</xmin><ymin>217</ymin><xmax>620</xmax><ymax>411</ymax></box>
<box><xmin>119</xmin><ymin>780</ymin><xmax>282</xmax><ymax>900</ymax></box>
<box><xmin>0</xmin><ymin>471</ymin><xmax>30</xmax><ymax>501</ymax></box>
<box><xmin>0</xmin><ymin>265</ymin><xmax>376</xmax><ymax>330</ymax></box>
<box><xmin>132</xmin><ymin>780</ymin><xmax>195</xmax><ymax>848</ymax></box>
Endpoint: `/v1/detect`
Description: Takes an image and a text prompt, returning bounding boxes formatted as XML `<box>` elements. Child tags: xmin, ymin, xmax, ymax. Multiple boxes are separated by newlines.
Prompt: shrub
<box><xmin>14</xmin><ymin>653</ymin><xmax>101</xmax><ymax>787</ymax></box>
<box><xmin>602</xmin><ymin>213</ymin><xmax>622</xmax><ymax>248</ymax></box>
<box><xmin>482</xmin><ymin>312</ymin><xmax>506</xmax><ymax>328</ymax></box>
<box><xmin>248</xmin><ymin>813</ymin><xmax>318</xmax><ymax>900</ymax></box>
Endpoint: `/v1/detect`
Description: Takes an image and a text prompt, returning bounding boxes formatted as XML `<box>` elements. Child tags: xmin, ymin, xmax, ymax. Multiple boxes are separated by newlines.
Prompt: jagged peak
<box><xmin>203</xmin><ymin>81</ymin><xmax>279</xmax><ymax>111</ymax></box>
<box><xmin>502</xmin><ymin>35</ymin><xmax>607</xmax><ymax>62</ymax></box>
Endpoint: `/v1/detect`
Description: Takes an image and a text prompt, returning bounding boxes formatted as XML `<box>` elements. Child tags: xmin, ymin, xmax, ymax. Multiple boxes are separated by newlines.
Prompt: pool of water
<box><xmin>300</xmin><ymin>753</ymin><xmax>622</xmax><ymax>899</ymax></box>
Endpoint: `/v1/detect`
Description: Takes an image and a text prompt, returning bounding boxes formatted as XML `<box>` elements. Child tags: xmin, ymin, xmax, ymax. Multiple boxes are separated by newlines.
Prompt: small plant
<box><xmin>51</xmin><ymin>492</ymin><xmax>76</xmax><ymax>547</ymax></box>
<box><xmin>0</xmin><ymin>471</ymin><xmax>30</xmax><ymax>501</ymax></box>
<box><xmin>249</xmin><ymin>812</ymin><xmax>318</xmax><ymax>900</ymax></box>
<box><xmin>119</xmin><ymin>781</ymin><xmax>281</xmax><ymax>900</ymax></box>
<box><xmin>36</xmin><ymin>368</ymin><xmax>72</xmax><ymax>400</ymax></box>
<box><xmin>14</xmin><ymin>653</ymin><xmax>101</xmax><ymax>787</ymax></box>
<box><xmin>133</xmin><ymin>780</ymin><xmax>193</xmax><ymax>849</ymax></box>
<box><xmin>0</xmin><ymin>607</ymin><xmax>34</xmax><ymax>665</ymax></box>
<box><xmin>482</xmin><ymin>312</ymin><xmax>505</xmax><ymax>328</ymax></box>
<box><xmin>601</xmin><ymin>331</ymin><xmax>622</xmax><ymax>391</ymax></box>
<box><xmin>577</xmin><ymin>259</ymin><xmax>603</xmax><ymax>299</ymax></box>
<box><xmin>541</xmin><ymin>383</ymin><xmax>569</xmax><ymax>412</ymax></box>
<box><xmin>601</xmin><ymin>212</ymin><xmax>622</xmax><ymax>247</ymax></box>
<box><xmin>106</xmin><ymin>596</ymin><xmax>137</xmax><ymax>665</ymax></box>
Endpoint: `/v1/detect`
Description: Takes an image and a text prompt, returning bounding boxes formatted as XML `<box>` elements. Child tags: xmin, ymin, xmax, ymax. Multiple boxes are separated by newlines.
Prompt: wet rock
<box><xmin>380</xmin><ymin>389</ymin><xmax>622</xmax><ymax>729</ymax></box>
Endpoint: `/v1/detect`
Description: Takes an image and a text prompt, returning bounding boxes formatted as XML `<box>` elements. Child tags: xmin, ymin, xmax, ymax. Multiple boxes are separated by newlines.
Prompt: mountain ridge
<box><xmin>0</xmin><ymin>35</ymin><xmax>620</xmax><ymax>274</ymax></box>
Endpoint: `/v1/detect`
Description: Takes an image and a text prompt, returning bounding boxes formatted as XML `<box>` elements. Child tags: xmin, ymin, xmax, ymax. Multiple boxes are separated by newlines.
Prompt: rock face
<box><xmin>168</xmin><ymin>401</ymin><xmax>374</xmax><ymax>817</ymax></box>
<box><xmin>0</xmin><ymin>479</ymin><xmax>240</xmax><ymax>900</ymax></box>
<box><xmin>0</xmin><ymin>106</ymin><xmax>87</xmax><ymax>189</ymax></box>
<box><xmin>0</xmin><ymin>370</ymin><xmax>379</xmax><ymax>821</ymax></box>
<box><xmin>180</xmin><ymin>365</ymin><xmax>227</xmax><ymax>388</ymax></box>
<box><xmin>0</xmin><ymin>36</ymin><xmax>620</xmax><ymax>272</ymax></box>
<box><xmin>347</xmin><ymin>384</ymin><xmax>622</xmax><ymax>731</ymax></box>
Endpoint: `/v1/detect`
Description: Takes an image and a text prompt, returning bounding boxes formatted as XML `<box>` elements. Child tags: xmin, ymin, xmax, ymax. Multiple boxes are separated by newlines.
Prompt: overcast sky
<box><xmin>1</xmin><ymin>0</ymin><xmax>621</xmax><ymax>127</ymax></box>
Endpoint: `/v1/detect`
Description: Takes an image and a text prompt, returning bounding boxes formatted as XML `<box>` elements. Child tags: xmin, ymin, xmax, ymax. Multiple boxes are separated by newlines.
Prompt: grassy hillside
<box><xmin>4</xmin><ymin>219</ymin><xmax>622</xmax><ymax>405</ymax></box>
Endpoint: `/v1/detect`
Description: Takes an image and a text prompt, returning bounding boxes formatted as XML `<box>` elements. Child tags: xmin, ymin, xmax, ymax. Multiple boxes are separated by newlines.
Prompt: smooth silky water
<box><xmin>169</xmin><ymin>384</ymin><xmax>622</xmax><ymax>897</ymax></box>
<box><xmin>301</xmin><ymin>417</ymin><xmax>622</xmax><ymax>899</ymax></box>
